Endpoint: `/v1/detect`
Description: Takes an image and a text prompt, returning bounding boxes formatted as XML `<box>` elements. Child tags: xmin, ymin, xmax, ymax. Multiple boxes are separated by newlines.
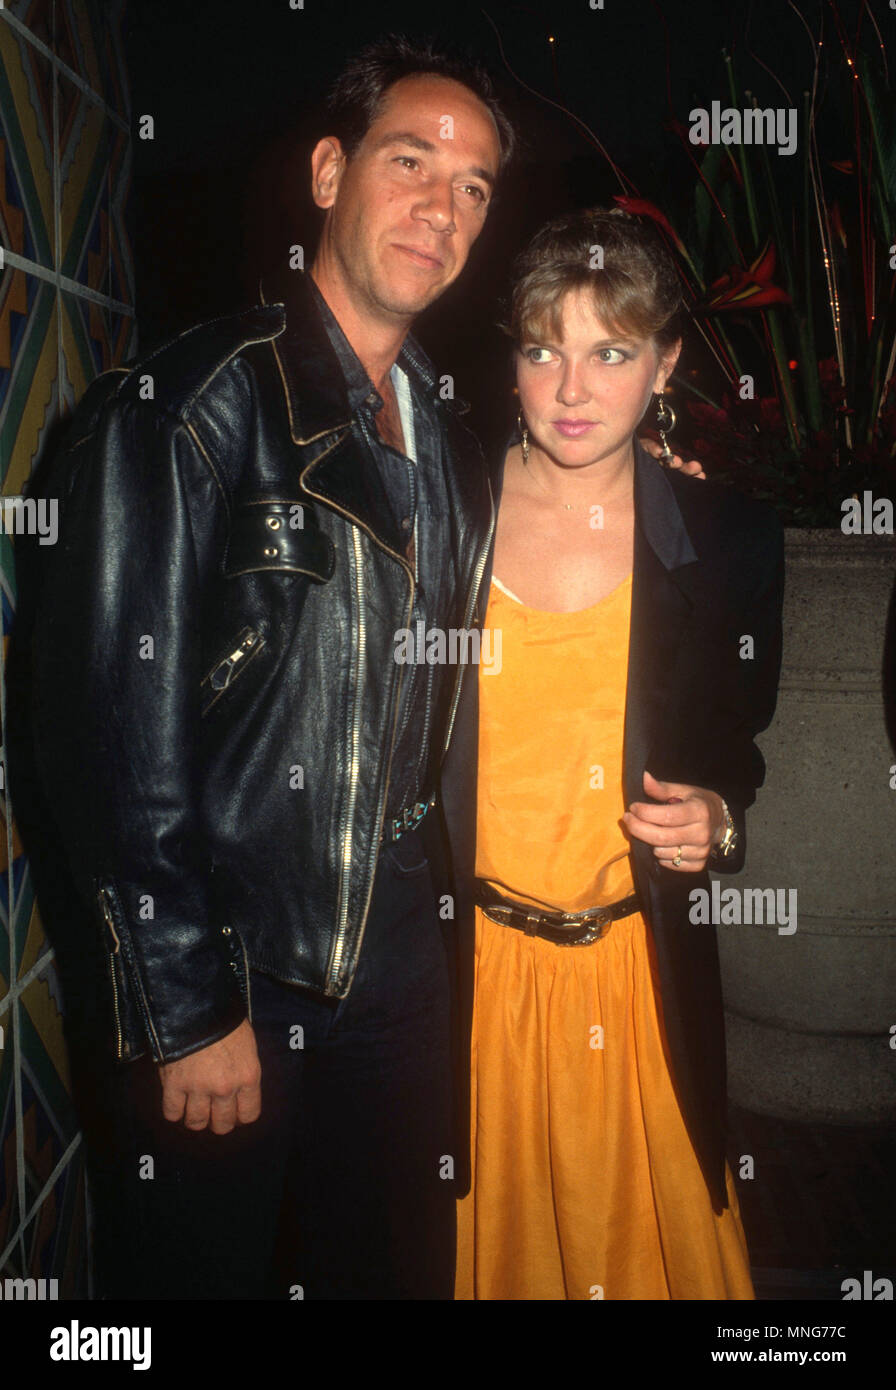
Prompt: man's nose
<box><xmin>413</xmin><ymin>179</ymin><xmax>456</xmax><ymax>233</ymax></box>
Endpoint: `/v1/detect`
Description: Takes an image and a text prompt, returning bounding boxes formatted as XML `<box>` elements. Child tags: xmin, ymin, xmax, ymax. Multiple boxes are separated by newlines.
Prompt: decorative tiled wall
<box><xmin>0</xmin><ymin>0</ymin><xmax>133</xmax><ymax>1297</ymax></box>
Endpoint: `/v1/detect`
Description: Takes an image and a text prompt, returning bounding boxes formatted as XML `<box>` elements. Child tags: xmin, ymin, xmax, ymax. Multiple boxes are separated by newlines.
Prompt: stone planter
<box><xmin>719</xmin><ymin>527</ymin><xmax>896</xmax><ymax>1122</ymax></box>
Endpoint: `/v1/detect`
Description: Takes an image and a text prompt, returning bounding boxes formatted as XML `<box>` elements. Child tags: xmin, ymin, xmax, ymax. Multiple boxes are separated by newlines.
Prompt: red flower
<box><xmin>703</xmin><ymin>241</ymin><xmax>790</xmax><ymax>312</ymax></box>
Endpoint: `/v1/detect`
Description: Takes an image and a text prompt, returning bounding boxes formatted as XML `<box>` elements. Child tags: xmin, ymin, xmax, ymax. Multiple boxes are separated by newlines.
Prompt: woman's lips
<box><xmin>552</xmin><ymin>419</ymin><xmax>598</xmax><ymax>437</ymax></box>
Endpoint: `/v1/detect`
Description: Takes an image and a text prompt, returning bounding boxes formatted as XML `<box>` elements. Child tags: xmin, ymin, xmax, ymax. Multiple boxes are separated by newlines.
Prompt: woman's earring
<box><xmin>517</xmin><ymin>410</ymin><xmax>530</xmax><ymax>466</ymax></box>
<box><xmin>655</xmin><ymin>393</ymin><xmax>677</xmax><ymax>465</ymax></box>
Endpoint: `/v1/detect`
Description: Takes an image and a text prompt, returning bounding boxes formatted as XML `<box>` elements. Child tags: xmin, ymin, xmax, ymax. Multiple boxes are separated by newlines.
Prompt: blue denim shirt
<box><xmin>307</xmin><ymin>277</ymin><xmax>456</xmax><ymax>820</ymax></box>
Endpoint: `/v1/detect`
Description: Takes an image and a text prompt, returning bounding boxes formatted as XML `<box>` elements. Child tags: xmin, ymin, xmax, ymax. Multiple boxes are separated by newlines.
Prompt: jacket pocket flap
<box><xmin>224</xmin><ymin>501</ymin><xmax>335</xmax><ymax>580</ymax></box>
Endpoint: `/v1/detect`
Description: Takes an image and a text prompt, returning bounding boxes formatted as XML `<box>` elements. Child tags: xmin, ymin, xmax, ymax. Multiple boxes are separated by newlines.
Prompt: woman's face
<box><xmin>515</xmin><ymin>286</ymin><xmax>680</xmax><ymax>471</ymax></box>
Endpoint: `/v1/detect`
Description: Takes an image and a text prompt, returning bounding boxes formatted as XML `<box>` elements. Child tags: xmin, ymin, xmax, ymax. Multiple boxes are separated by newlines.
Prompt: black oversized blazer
<box><xmin>434</xmin><ymin>439</ymin><xmax>785</xmax><ymax>1211</ymax></box>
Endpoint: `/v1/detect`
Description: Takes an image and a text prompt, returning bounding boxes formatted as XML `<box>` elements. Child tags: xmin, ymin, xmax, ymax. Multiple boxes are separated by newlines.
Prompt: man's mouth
<box><xmin>393</xmin><ymin>243</ymin><xmax>445</xmax><ymax>269</ymax></box>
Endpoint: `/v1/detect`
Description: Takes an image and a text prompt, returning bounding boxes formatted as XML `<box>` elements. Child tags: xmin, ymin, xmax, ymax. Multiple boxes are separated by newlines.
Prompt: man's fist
<box><xmin>159</xmin><ymin>1018</ymin><xmax>262</xmax><ymax>1134</ymax></box>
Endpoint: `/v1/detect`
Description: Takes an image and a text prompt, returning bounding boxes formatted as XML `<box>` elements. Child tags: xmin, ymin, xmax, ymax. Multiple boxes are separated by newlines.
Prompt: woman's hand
<box><xmin>639</xmin><ymin>437</ymin><xmax>707</xmax><ymax>480</ymax></box>
<box><xmin>623</xmin><ymin>770</ymin><xmax>725</xmax><ymax>872</ymax></box>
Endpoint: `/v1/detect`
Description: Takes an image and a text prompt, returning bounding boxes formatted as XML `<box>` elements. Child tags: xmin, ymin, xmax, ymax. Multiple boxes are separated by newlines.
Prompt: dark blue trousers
<box><xmin>89</xmin><ymin>829</ymin><xmax>456</xmax><ymax>1299</ymax></box>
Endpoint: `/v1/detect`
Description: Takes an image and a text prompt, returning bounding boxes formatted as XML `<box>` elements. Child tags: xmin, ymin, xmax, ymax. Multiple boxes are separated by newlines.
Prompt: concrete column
<box><xmin>720</xmin><ymin>528</ymin><xmax>896</xmax><ymax>1122</ymax></box>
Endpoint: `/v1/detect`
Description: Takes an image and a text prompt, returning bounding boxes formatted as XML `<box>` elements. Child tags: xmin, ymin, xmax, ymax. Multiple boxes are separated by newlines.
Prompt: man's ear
<box><xmin>310</xmin><ymin>137</ymin><xmax>346</xmax><ymax>210</ymax></box>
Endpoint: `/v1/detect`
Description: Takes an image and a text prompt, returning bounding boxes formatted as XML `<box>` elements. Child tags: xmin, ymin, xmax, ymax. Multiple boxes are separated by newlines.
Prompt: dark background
<box><xmin>123</xmin><ymin>0</ymin><xmax>884</xmax><ymax>457</ymax></box>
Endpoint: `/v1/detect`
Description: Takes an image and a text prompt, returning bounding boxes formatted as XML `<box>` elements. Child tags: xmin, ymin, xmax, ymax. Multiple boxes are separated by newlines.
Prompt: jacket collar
<box><xmin>258</xmin><ymin>266</ymin><xmax>487</xmax><ymax>571</ymax></box>
<box><xmin>258</xmin><ymin>266</ymin><xmax>448</xmax><ymax>446</ymax></box>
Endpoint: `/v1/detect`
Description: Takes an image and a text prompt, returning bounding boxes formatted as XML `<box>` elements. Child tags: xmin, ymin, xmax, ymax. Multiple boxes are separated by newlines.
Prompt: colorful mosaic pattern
<box><xmin>0</xmin><ymin>0</ymin><xmax>133</xmax><ymax>1298</ymax></box>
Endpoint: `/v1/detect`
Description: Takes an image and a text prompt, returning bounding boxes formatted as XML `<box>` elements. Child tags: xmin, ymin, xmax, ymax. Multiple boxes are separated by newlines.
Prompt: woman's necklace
<box><xmin>520</xmin><ymin>432</ymin><xmax>591</xmax><ymax>512</ymax></box>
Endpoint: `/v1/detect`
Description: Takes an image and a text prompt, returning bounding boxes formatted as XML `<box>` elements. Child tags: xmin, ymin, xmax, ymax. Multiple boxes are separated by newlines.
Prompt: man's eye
<box><xmin>395</xmin><ymin>156</ymin><xmax>419</xmax><ymax>170</ymax></box>
<box><xmin>461</xmin><ymin>184</ymin><xmax>487</xmax><ymax>204</ymax></box>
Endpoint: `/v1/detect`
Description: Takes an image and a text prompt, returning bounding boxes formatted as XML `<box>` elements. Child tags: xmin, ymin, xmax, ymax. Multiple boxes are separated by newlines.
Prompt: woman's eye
<box><xmin>525</xmin><ymin>347</ymin><xmax>553</xmax><ymax>363</ymax></box>
<box><xmin>598</xmin><ymin>348</ymin><xmax>629</xmax><ymax>365</ymax></box>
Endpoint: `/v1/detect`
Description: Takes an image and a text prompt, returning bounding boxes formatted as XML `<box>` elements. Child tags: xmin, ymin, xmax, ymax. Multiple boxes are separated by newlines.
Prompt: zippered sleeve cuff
<box><xmin>97</xmin><ymin>879</ymin><xmax>249</xmax><ymax>1064</ymax></box>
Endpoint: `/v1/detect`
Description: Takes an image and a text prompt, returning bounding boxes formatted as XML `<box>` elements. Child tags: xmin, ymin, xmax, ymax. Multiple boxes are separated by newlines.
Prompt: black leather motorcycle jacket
<box><xmin>29</xmin><ymin>269</ymin><xmax>495</xmax><ymax>1066</ymax></box>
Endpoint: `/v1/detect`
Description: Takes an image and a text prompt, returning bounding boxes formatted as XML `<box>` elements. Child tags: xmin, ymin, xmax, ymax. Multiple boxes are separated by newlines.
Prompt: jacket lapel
<box><xmin>623</xmin><ymin>443</ymin><xmax>702</xmax><ymax>877</ymax></box>
<box><xmin>259</xmin><ymin>267</ymin><xmax>490</xmax><ymax>574</ymax></box>
<box><xmin>259</xmin><ymin>268</ymin><xmax>406</xmax><ymax>556</ymax></box>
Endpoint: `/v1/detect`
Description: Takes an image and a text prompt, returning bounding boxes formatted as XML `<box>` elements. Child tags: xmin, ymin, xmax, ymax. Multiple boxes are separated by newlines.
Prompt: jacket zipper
<box><xmin>340</xmin><ymin>538</ymin><xmax>417</xmax><ymax>993</ymax></box>
<box><xmin>301</xmin><ymin>437</ymin><xmax>485</xmax><ymax>992</ymax></box>
<box><xmin>328</xmin><ymin>526</ymin><xmax>368</xmax><ymax>989</ymax></box>
<box><xmin>97</xmin><ymin>881</ymin><xmax>163</xmax><ymax>1061</ymax></box>
<box><xmin>327</xmin><ymin>523</ymin><xmax>416</xmax><ymax>988</ymax></box>
<box><xmin>295</xmin><ymin>490</ymin><xmax>412</xmax><ymax>993</ymax></box>
<box><xmin>205</xmin><ymin>629</ymin><xmax>261</xmax><ymax>691</ymax></box>
<box><xmin>334</xmin><ymin>505</ymin><xmax>489</xmax><ymax>991</ymax></box>
<box><xmin>98</xmin><ymin>886</ymin><xmax>123</xmax><ymax>1060</ymax></box>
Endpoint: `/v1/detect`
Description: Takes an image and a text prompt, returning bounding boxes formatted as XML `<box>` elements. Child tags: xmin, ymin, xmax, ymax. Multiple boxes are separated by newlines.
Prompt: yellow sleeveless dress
<box><xmin>454</xmin><ymin>574</ymin><xmax>755</xmax><ymax>1300</ymax></box>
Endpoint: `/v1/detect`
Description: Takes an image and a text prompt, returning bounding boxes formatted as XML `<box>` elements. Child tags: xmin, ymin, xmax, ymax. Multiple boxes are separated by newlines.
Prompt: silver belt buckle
<box><xmin>558</xmin><ymin>905</ymin><xmax>613</xmax><ymax>946</ymax></box>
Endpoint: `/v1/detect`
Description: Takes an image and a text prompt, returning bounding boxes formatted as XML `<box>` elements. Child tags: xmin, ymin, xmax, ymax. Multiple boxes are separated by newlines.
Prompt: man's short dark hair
<box><xmin>324</xmin><ymin>34</ymin><xmax>515</xmax><ymax>176</ymax></box>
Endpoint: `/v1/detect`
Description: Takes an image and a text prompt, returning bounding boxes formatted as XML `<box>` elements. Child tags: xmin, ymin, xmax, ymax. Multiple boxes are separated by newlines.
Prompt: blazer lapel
<box><xmin>623</xmin><ymin>444</ymin><xmax>702</xmax><ymax>873</ymax></box>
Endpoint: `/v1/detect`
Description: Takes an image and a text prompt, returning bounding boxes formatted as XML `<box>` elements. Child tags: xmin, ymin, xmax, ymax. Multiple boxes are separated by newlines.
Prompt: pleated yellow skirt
<box><xmin>454</xmin><ymin>905</ymin><xmax>754</xmax><ymax>1300</ymax></box>
<box><xmin>455</xmin><ymin>575</ymin><xmax>754</xmax><ymax>1300</ymax></box>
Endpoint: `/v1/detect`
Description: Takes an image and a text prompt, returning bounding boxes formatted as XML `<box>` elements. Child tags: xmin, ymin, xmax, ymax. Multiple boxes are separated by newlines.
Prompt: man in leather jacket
<box><xmin>26</xmin><ymin>37</ymin><xmax>511</xmax><ymax>1300</ymax></box>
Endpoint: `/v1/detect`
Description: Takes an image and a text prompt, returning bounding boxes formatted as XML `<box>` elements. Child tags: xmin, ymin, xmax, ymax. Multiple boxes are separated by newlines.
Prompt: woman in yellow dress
<box><xmin>452</xmin><ymin>207</ymin><xmax>784</xmax><ymax>1300</ymax></box>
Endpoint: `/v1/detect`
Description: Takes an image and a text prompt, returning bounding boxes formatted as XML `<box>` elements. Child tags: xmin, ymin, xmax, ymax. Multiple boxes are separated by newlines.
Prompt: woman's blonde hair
<box><xmin>508</xmin><ymin>206</ymin><xmax>682</xmax><ymax>352</ymax></box>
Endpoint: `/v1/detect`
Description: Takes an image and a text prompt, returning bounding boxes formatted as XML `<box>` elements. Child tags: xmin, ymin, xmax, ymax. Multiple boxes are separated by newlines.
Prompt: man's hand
<box><xmin>159</xmin><ymin>1018</ymin><xmax>262</xmax><ymax>1134</ymax></box>
<box><xmin>623</xmin><ymin>769</ymin><xmax>725</xmax><ymax>872</ymax></box>
<box><xmin>639</xmin><ymin>436</ymin><xmax>706</xmax><ymax>479</ymax></box>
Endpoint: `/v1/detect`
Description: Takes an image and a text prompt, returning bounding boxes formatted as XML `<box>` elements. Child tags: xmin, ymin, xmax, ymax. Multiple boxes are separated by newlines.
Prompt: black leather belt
<box><xmin>475</xmin><ymin>881</ymin><xmax>640</xmax><ymax>946</ymax></box>
<box><xmin>382</xmin><ymin>794</ymin><xmax>436</xmax><ymax>843</ymax></box>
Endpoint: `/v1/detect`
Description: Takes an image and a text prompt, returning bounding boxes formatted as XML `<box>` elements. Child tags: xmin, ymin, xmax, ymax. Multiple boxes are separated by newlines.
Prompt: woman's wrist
<box><xmin>711</xmin><ymin>797</ymin><xmax>738</xmax><ymax>858</ymax></box>
<box><xmin>710</xmin><ymin>794</ymin><xmax>727</xmax><ymax>845</ymax></box>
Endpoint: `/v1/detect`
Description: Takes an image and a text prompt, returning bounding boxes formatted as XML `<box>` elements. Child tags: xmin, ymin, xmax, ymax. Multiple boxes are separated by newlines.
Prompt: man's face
<box><xmin>313</xmin><ymin>74</ymin><xmax>502</xmax><ymax>322</ymax></box>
